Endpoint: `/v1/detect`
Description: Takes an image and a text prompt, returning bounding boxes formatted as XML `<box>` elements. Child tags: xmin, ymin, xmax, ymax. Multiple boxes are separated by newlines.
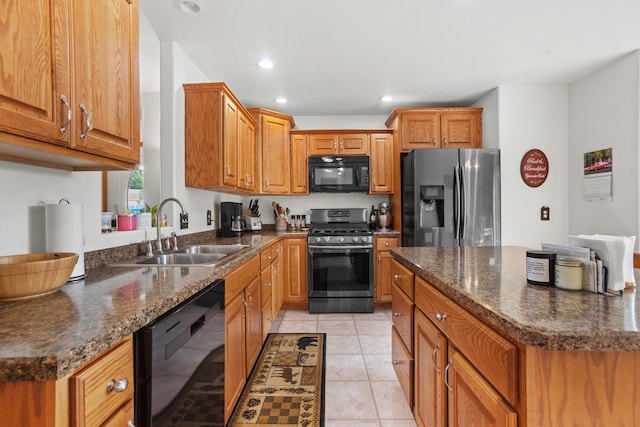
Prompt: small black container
<box><xmin>526</xmin><ymin>250</ymin><xmax>556</xmax><ymax>286</ymax></box>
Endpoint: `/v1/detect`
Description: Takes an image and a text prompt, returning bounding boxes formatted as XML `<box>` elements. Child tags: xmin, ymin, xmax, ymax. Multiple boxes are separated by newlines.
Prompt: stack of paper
<box><xmin>569</xmin><ymin>234</ymin><xmax>636</xmax><ymax>293</ymax></box>
<box><xmin>540</xmin><ymin>243</ymin><xmax>599</xmax><ymax>292</ymax></box>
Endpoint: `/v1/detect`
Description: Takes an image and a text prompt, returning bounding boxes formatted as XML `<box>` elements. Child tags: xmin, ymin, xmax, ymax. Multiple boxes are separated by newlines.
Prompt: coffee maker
<box><xmin>220</xmin><ymin>202</ymin><xmax>243</xmax><ymax>237</ymax></box>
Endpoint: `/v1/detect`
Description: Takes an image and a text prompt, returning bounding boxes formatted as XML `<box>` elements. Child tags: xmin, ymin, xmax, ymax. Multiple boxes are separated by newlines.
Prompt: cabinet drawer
<box><xmin>260</xmin><ymin>248</ymin><xmax>273</xmax><ymax>269</ymax></box>
<box><xmin>392</xmin><ymin>260</ymin><xmax>414</xmax><ymax>299</ymax></box>
<box><xmin>391</xmin><ymin>283</ymin><xmax>414</xmax><ymax>353</ymax></box>
<box><xmin>375</xmin><ymin>236</ymin><xmax>399</xmax><ymax>251</ymax></box>
<box><xmin>70</xmin><ymin>337</ymin><xmax>134</xmax><ymax>427</ymax></box>
<box><xmin>261</xmin><ymin>296</ymin><xmax>274</xmax><ymax>340</ymax></box>
<box><xmin>271</xmin><ymin>240</ymin><xmax>283</xmax><ymax>260</ymax></box>
<box><xmin>225</xmin><ymin>254</ymin><xmax>261</xmax><ymax>301</ymax></box>
<box><xmin>392</xmin><ymin>326</ymin><xmax>413</xmax><ymax>408</ymax></box>
<box><xmin>414</xmin><ymin>277</ymin><xmax>518</xmax><ymax>405</ymax></box>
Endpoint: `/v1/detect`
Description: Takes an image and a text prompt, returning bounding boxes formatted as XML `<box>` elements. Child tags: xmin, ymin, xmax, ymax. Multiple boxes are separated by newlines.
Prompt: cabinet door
<box><xmin>225</xmin><ymin>292</ymin><xmax>246</xmax><ymax>422</ymax></box>
<box><xmin>222</xmin><ymin>96</ymin><xmax>239</xmax><ymax>187</ymax></box>
<box><xmin>283</xmin><ymin>237</ymin><xmax>308</xmax><ymax>303</ymax></box>
<box><xmin>414</xmin><ymin>310</ymin><xmax>447</xmax><ymax>427</ymax></box>
<box><xmin>370</xmin><ymin>133</ymin><xmax>394</xmax><ymax>193</ymax></box>
<box><xmin>400</xmin><ymin>112</ymin><xmax>439</xmax><ymax>151</ymax></box>
<box><xmin>375</xmin><ymin>250</ymin><xmax>394</xmax><ymax>303</ymax></box>
<box><xmin>447</xmin><ymin>347</ymin><xmax>517</xmax><ymax>427</ymax></box>
<box><xmin>440</xmin><ymin>112</ymin><xmax>481</xmax><ymax>148</ymax></box>
<box><xmin>238</xmin><ymin>112</ymin><xmax>256</xmax><ymax>192</ymax></box>
<box><xmin>290</xmin><ymin>134</ymin><xmax>308</xmax><ymax>194</ymax></box>
<box><xmin>392</xmin><ymin>325</ymin><xmax>414</xmax><ymax>408</ymax></box>
<box><xmin>71</xmin><ymin>0</ymin><xmax>140</xmax><ymax>163</ymax></box>
<box><xmin>0</xmin><ymin>0</ymin><xmax>72</xmax><ymax>145</ymax></box>
<box><xmin>102</xmin><ymin>399</ymin><xmax>134</xmax><ymax>427</ymax></box>
<box><xmin>245</xmin><ymin>276</ymin><xmax>262</xmax><ymax>374</ymax></box>
<box><xmin>338</xmin><ymin>133</ymin><xmax>369</xmax><ymax>155</ymax></box>
<box><xmin>272</xmin><ymin>255</ymin><xmax>284</xmax><ymax>313</ymax></box>
<box><xmin>262</xmin><ymin>116</ymin><xmax>290</xmax><ymax>193</ymax></box>
<box><xmin>308</xmin><ymin>134</ymin><xmax>337</xmax><ymax>156</ymax></box>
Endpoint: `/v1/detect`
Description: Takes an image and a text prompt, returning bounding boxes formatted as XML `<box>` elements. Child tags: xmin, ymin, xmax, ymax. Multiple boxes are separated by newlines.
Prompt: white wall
<box><xmin>568</xmin><ymin>51</ymin><xmax>640</xmax><ymax>245</ymax></box>
<box><xmin>474</xmin><ymin>85</ymin><xmax>570</xmax><ymax>249</ymax></box>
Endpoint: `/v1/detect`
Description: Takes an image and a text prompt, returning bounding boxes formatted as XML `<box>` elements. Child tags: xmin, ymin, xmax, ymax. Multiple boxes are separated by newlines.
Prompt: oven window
<box><xmin>310</xmin><ymin>250</ymin><xmax>371</xmax><ymax>296</ymax></box>
<box><xmin>314</xmin><ymin>167</ymin><xmax>354</xmax><ymax>186</ymax></box>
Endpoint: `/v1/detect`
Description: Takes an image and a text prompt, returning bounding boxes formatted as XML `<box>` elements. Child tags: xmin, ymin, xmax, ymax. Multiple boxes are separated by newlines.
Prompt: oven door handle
<box><xmin>309</xmin><ymin>245</ymin><xmax>373</xmax><ymax>250</ymax></box>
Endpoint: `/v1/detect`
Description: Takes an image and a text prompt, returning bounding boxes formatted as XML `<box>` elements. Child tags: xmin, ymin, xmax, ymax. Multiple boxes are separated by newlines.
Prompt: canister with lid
<box><xmin>554</xmin><ymin>259</ymin><xmax>583</xmax><ymax>290</ymax></box>
<box><xmin>526</xmin><ymin>250</ymin><xmax>556</xmax><ymax>286</ymax></box>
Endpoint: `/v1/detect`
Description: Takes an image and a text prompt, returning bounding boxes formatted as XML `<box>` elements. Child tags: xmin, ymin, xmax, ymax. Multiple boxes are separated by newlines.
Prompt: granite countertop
<box><xmin>391</xmin><ymin>245</ymin><xmax>640</xmax><ymax>352</ymax></box>
<box><xmin>0</xmin><ymin>231</ymin><xmax>295</xmax><ymax>382</ymax></box>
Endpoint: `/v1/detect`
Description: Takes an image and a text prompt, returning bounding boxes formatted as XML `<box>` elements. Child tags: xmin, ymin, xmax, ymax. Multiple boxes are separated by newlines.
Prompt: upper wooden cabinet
<box><xmin>248</xmin><ymin>108</ymin><xmax>295</xmax><ymax>195</ymax></box>
<box><xmin>290</xmin><ymin>133</ymin><xmax>308</xmax><ymax>194</ymax></box>
<box><xmin>0</xmin><ymin>0</ymin><xmax>140</xmax><ymax>170</ymax></box>
<box><xmin>369</xmin><ymin>132</ymin><xmax>394</xmax><ymax>194</ymax></box>
<box><xmin>385</xmin><ymin>108</ymin><xmax>482</xmax><ymax>151</ymax></box>
<box><xmin>184</xmin><ymin>83</ymin><xmax>256</xmax><ymax>192</ymax></box>
<box><xmin>307</xmin><ymin>131</ymin><xmax>370</xmax><ymax>156</ymax></box>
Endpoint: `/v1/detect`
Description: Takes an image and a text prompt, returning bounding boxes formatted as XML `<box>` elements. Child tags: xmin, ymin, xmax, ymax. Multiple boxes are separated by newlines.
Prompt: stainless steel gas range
<box><xmin>307</xmin><ymin>208</ymin><xmax>374</xmax><ymax>313</ymax></box>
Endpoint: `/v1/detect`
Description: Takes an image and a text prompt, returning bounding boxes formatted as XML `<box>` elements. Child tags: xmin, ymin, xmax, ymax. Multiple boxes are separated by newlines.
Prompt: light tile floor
<box><xmin>274</xmin><ymin>310</ymin><xmax>417</xmax><ymax>427</ymax></box>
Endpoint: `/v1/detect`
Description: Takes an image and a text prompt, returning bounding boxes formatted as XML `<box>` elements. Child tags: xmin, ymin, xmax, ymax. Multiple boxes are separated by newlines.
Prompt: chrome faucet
<box><xmin>156</xmin><ymin>197</ymin><xmax>188</xmax><ymax>253</ymax></box>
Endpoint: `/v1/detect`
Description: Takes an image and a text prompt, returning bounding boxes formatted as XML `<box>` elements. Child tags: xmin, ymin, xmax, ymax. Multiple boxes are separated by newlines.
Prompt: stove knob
<box><xmin>316</xmin><ymin>237</ymin><xmax>322</xmax><ymax>243</ymax></box>
<box><xmin>352</xmin><ymin>236</ymin><xmax>359</xmax><ymax>242</ymax></box>
<box><xmin>338</xmin><ymin>236</ymin><xmax>345</xmax><ymax>243</ymax></box>
<box><xmin>324</xmin><ymin>236</ymin><xmax>331</xmax><ymax>242</ymax></box>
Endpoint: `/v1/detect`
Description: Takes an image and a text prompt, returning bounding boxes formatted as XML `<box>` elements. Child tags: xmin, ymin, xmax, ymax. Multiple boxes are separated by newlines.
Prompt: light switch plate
<box><xmin>541</xmin><ymin>206</ymin><xmax>550</xmax><ymax>221</ymax></box>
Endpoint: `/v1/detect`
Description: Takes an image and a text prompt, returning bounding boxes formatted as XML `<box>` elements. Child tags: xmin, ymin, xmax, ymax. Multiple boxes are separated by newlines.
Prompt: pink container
<box><xmin>117</xmin><ymin>215</ymin><xmax>137</xmax><ymax>231</ymax></box>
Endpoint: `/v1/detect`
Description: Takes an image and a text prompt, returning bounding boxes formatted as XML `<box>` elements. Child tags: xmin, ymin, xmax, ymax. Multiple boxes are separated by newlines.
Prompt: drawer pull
<box><xmin>106</xmin><ymin>377</ymin><xmax>129</xmax><ymax>393</ymax></box>
<box><xmin>435</xmin><ymin>313</ymin><xmax>447</xmax><ymax>321</ymax></box>
<box><xmin>385</xmin><ymin>241</ymin><xmax>390</xmax><ymax>246</ymax></box>
<box><xmin>432</xmin><ymin>344</ymin><xmax>441</xmax><ymax>374</ymax></box>
<box><xmin>128</xmin><ymin>418</ymin><xmax>136</xmax><ymax>427</ymax></box>
<box><xmin>444</xmin><ymin>359</ymin><xmax>453</xmax><ymax>392</ymax></box>
<box><xmin>393</xmin><ymin>274</ymin><xmax>401</xmax><ymax>281</ymax></box>
<box><xmin>393</xmin><ymin>312</ymin><xmax>401</xmax><ymax>317</ymax></box>
<box><xmin>393</xmin><ymin>360</ymin><xmax>399</xmax><ymax>366</ymax></box>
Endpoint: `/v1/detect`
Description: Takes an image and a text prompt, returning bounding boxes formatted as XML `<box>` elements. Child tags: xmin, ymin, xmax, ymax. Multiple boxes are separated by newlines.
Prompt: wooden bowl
<box><xmin>0</xmin><ymin>253</ymin><xmax>79</xmax><ymax>301</ymax></box>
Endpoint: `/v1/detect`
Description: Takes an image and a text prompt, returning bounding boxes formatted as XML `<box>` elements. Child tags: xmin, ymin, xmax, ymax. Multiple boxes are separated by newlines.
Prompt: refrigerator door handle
<box><xmin>458</xmin><ymin>162</ymin><xmax>465</xmax><ymax>241</ymax></box>
<box><xmin>453</xmin><ymin>164</ymin><xmax>460</xmax><ymax>241</ymax></box>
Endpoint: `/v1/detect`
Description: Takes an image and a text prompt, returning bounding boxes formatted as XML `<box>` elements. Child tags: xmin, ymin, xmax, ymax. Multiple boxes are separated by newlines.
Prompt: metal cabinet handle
<box><xmin>393</xmin><ymin>312</ymin><xmax>400</xmax><ymax>317</ymax></box>
<box><xmin>433</xmin><ymin>137</ymin><xmax>437</xmax><ymax>146</ymax></box>
<box><xmin>79</xmin><ymin>103</ymin><xmax>92</xmax><ymax>140</ymax></box>
<box><xmin>443</xmin><ymin>136</ymin><xmax>447</xmax><ymax>145</ymax></box>
<box><xmin>265</xmin><ymin>177</ymin><xmax>269</xmax><ymax>189</ymax></box>
<box><xmin>432</xmin><ymin>344</ymin><xmax>441</xmax><ymax>374</ymax></box>
<box><xmin>393</xmin><ymin>274</ymin><xmax>401</xmax><ymax>281</ymax></box>
<box><xmin>340</xmin><ymin>142</ymin><xmax>344</xmax><ymax>152</ymax></box>
<box><xmin>393</xmin><ymin>360</ymin><xmax>399</xmax><ymax>366</ymax></box>
<box><xmin>59</xmin><ymin>95</ymin><xmax>71</xmax><ymax>135</ymax></box>
<box><xmin>106</xmin><ymin>377</ymin><xmax>129</xmax><ymax>393</ymax></box>
<box><xmin>444</xmin><ymin>359</ymin><xmax>453</xmax><ymax>392</ymax></box>
<box><xmin>242</xmin><ymin>298</ymin><xmax>248</xmax><ymax>308</ymax></box>
<box><xmin>128</xmin><ymin>419</ymin><xmax>136</xmax><ymax>427</ymax></box>
<box><xmin>435</xmin><ymin>313</ymin><xmax>447</xmax><ymax>321</ymax></box>
<box><xmin>385</xmin><ymin>241</ymin><xmax>390</xmax><ymax>246</ymax></box>
<box><xmin>266</xmin><ymin>282</ymin><xmax>272</xmax><ymax>287</ymax></box>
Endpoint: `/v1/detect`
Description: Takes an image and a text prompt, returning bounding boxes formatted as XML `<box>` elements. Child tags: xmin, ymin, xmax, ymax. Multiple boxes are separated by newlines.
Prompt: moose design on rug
<box><xmin>271</xmin><ymin>366</ymin><xmax>300</xmax><ymax>384</ymax></box>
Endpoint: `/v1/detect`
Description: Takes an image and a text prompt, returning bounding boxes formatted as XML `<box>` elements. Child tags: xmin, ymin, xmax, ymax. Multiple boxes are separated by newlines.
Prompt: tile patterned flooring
<box><xmin>274</xmin><ymin>310</ymin><xmax>417</xmax><ymax>427</ymax></box>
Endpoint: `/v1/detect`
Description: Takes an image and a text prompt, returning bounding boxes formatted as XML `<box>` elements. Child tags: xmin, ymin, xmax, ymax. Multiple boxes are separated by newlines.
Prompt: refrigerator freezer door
<box><xmin>458</xmin><ymin>149</ymin><xmax>501</xmax><ymax>246</ymax></box>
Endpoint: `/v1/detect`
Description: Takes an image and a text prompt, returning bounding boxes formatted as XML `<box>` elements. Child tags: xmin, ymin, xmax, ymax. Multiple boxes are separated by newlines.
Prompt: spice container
<box><xmin>554</xmin><ymin>259</ymin><xmax>583</xmax><ymax>290</ymax></box>
<box><xmin>526</xmin><ymin>250</ymin><xmax>556</xmax><ymax>286</ymax></box>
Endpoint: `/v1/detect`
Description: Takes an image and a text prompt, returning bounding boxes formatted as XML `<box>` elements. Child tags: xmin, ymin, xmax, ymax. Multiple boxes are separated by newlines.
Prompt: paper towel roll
<box><xmin>45</xmin><ymin>203</ymin><xmax>85</xmax><ymax>280</ymax></box>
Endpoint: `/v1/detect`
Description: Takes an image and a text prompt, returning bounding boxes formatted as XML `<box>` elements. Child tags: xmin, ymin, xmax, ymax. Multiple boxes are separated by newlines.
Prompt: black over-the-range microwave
<box><xmin>308</xmin><ymin>155</ymin><xmax>370</xmax><ymax>193</ymax></box>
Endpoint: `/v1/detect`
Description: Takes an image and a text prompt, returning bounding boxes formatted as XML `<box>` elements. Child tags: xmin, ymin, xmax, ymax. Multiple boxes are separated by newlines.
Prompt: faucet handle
<box><xmin>170</xmin><ymin>232</ymin><xmax>179</xmax><ymax>251</ymax></box>
<box><xmin>143</xmin><ymin>240</ymin><xmax>154</xmax><ymax>257</ymax></box>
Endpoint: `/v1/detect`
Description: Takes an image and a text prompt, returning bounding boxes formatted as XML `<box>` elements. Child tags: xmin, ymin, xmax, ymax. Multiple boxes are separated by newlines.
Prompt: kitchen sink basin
<box><xmin>177</xmin><ymin>244</ymin><xmax>249</xmax><ymax>255</ymax></box>
<box><xmin>135</xmin><ymin>252</ymin><xmax>227</xmax><ymax>265</ymax></box>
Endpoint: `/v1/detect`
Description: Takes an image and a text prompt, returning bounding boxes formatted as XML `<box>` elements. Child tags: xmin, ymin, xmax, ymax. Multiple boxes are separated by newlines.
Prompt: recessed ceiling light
<box><xmin>173</xmin><ymin>0</ymin><xmax>204</xmax><ymax>14</ymax></box>
<box><xmin>258</xmin><ymin>59</ymin><xmax>274</xmax><ymax>69</ymax></box>
<box><xmin>275</xmin><ymin>97</ymin><xmax>287</xmax><ymax>104</ymax></box>
<box><xmin>380</xmin><ymin>95</ymin><xmax>393</xmax><ymax>102</ymax></box>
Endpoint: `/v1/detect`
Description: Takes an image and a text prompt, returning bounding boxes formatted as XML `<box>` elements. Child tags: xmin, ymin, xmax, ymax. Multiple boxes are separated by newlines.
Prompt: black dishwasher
<box><xmin>134</xmin><ymin>279</ymin><xmax>225</xmax><ymax>427</ymax></box>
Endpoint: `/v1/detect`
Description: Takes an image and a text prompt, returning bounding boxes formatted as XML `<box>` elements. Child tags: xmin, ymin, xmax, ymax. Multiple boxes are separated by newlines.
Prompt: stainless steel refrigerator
<box><xmin>402</xmin><ymin>148</ymin><xmax>501</xmax><ymax>247</ymax></box>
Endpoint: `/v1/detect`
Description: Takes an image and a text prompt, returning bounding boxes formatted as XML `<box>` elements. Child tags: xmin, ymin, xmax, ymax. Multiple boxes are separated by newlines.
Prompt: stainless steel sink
<box><xmin>177</xmin><ymin>244</ymin><xmax>249</xmax><ymax>255</ymax></box>
<box><xmin>135</xmin><ymin>252</ymin><xmax>227</xmax><ymax>265</ymax></box>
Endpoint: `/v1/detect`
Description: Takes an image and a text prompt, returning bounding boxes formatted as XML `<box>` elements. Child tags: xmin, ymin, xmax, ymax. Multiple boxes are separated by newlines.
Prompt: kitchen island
<box><xmin>391</xmin><ymin>245</ymin><xmax>640</xmax><ymax>427</ymax></box>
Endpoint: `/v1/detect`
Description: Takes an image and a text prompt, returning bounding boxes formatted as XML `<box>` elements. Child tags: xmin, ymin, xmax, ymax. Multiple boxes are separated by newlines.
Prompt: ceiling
<box><xmin>140</xmin><ymin>0</ymin><xmax>640</xmax><ymax>116</ymax></box>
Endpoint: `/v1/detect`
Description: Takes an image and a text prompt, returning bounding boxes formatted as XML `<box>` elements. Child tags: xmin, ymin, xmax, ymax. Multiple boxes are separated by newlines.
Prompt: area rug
<box><xmin>227</xmin><ymin>333</ymin><xmax>326</xmax><ymax>427</ymax></box>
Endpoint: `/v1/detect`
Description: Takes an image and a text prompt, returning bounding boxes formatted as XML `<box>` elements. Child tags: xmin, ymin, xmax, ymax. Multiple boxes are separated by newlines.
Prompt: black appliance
<box><xmin>220</xmin><ymin>201</ymin><xmax>243</xmax><ymax>237</ymax></box>
<box><xmin>308</xmin><ymin>156</ymin><xmax>370</xmax><ymax>193</ymax></box>
<box><xmin>307</xmin><ymin>208</ymin><xmax>374</xmax><ymax>313</ymax></box>
<box><xmin>134</xmin><ymin>279</ymin><xmax>225</xmax><ymax>427</ymax></box>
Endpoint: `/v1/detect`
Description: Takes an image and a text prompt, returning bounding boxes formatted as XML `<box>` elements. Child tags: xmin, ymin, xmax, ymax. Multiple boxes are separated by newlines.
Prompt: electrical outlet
<box><xmin>180</xmin><ymin>213</ymin><xmax>189</xmax><ymax>229</ymax></box>
<box><xmin>206</xmin><ymin>209</ymin><xmax>212</xmax><ymax>226</ymax></box>
<box><xmin>541</xmin><ymin>206</ymin><xmax>550</xmax><ymax>221</ymax></box>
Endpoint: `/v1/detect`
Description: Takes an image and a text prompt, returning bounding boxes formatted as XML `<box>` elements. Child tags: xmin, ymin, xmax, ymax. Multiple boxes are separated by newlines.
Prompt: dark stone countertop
<box><xmin>391</xmin><ymin>245</ymin><xmax>640</xmax><ymax>352</ymax></box>
<box><xmin>0</xmin><ymin>231</ymin><xmax>299</xmax><ymax>382</ymax></box>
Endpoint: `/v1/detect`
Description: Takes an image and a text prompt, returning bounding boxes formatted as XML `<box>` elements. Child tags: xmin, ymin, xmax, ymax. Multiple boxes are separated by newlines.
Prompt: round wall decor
<box><xmin>520</xmin><ymin>149</ymin><xmax>549</xmax><ymax>187</ymax></box>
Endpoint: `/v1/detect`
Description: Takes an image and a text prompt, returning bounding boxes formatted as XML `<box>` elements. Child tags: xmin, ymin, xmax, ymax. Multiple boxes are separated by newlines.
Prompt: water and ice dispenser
<box><xmin>419</xmin><ymin>185</ymin><xmax>445</xmax><ymax>246</ymax></box>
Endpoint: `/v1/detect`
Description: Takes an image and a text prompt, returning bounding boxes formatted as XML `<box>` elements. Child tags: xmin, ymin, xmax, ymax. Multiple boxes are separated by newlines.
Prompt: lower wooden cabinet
<box><xmin>374</xmin><ymin>235</ymin><xmax>399</xmax><ymax>303</ymax></box>
<box><xmin>282</xmin><ymin>237</ymin><xmax>308</xmax><ymax>307</ymax></box>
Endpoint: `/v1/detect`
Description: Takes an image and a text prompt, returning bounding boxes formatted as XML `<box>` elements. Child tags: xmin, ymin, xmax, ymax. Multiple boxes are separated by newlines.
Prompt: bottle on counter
<box><xmin>370</xmin><ymin>205</ymin><xmax>377</xmax><ymax>230</ymax></box>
